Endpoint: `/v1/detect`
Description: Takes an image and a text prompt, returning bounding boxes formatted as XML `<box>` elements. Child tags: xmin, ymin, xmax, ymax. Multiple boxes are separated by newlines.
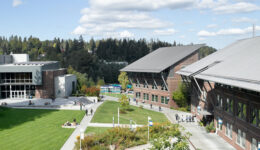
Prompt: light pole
<box><xmin>113</xmin><ymin>116</ymin><xmax>114</xmax><ymax>128</ymax></box>
<box><xmin>80</xmin><ymin>128</ymin><xmax>84</xmax><ymax>150</ymax></box>
<box><xmin>118</xmin><ymin>107</ymin><xmax>119</xmax><ymax>126</ymax></box>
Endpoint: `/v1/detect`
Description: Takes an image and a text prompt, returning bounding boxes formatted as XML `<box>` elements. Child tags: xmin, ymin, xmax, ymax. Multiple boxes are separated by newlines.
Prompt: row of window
<box><xmin>135</xmin><ymin>83</ymin><xmax>168</xmax><ymax>91</ymax></box>
<box><xmin>135</xmin><ymin>92</ymin><xmax>169</xmax><ymax>104</ymax></box>
<box><xmin>219</xmin><ymin>120</ymin><xmax>258</xmax><ymax>150</ymax></box>
<box><xmin>216</xmin><ymin>94</ymin><xmax>260</xmax><ymax>127</ymax></box>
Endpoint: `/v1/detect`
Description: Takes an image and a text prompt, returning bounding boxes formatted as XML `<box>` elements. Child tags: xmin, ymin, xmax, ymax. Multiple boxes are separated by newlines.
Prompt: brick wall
<box><xmin>133</xmin><ymin>51</ymin><xmax>199</xmax><ymax>108</ymax></box>
<box><xmin>194</xmin><ymin>85</ymin><xmax>260</xmax><ymax>150</ymax></box>
<box><xmin>35</xmin><ymin>69</ymin><xmax>66</xmax><ymax>99</ymax></box>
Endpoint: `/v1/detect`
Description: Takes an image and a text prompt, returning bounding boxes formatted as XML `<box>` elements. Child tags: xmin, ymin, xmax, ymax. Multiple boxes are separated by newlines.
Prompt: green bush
<box><xmin>205</xmin><ymin>121</ymin><xmax>215</xmax><ymax>133</ymax></box>
<box><xmin>75</xmin><ymin>122</ymin><xmax>190</xmax><ymax>150</ymax></box>
<box><xmin>172</xmin><ymin>82</ymin><xmax>190</xmax><ymax>108</ymax></box>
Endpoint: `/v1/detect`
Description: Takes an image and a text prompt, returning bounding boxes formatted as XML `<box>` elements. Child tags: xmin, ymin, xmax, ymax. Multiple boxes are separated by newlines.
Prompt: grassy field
<box><xmin>102</xmin><ymin>93</ymin><xmax>133</xmax><ymax>99</ymax></box>
<box><xmin>91</xmin><ymin>101</ymin><xmax>168</xmax><ymax>125</ymax></box>
<box><xmin>0</xmin><ymin>107</ymin><xmax>85</xmax><ymax>150</ymax></box>
<box><xmin>85</xmin><ymin>127</ymin><xmax>112</xmax><ymax>135</ymax></box>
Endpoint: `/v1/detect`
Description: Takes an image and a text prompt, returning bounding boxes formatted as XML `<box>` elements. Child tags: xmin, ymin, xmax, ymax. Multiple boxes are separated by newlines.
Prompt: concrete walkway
<box><xmin>60</xmin><ymin>101</ymin><xmax>103</xmax><ymax>150</ymax></box>
<box><xmin>103</xmin><ymin>95</ymin><xmax>235</xmax><ymax>150</ymax></box>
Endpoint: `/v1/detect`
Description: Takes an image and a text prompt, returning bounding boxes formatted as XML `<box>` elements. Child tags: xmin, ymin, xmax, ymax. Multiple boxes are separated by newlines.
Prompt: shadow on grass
<box><xmin>0</xmin><ymin>106</ymin><xmax>58</xmax><ymax>131</ymax></box>
<box><xmin>126</xmin><ymin>108</ymin><xmax>134</xmax><ymax>112</ymax></box>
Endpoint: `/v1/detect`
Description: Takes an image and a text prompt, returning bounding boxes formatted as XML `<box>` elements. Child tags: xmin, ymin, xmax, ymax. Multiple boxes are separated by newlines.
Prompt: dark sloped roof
<box><xmin>121</xmin><ymin>44</ymin><xmax>204</xmax><ymax>73</ymax></box>
<box><xmin>177</xmin><ymin>36</ymin><xmax>260</xmax><ymax>92</ymax></box>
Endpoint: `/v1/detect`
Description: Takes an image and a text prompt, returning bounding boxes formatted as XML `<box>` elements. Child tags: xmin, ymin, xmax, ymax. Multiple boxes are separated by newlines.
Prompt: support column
<box><xmin>10</xmin><ymin>85</ymin><xmax>12</xmax><ymax>99</ymax></box>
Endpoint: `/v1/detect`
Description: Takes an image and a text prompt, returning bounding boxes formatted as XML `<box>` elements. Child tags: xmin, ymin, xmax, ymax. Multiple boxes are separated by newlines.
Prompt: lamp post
<box><xmin>80</xmin><ymin>128</ymin><xmax>84</xmax><ymax>150</ymax></box>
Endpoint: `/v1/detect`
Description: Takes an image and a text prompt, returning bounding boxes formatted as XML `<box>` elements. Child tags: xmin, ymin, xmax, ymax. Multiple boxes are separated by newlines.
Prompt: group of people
<box><xmin>85</xmin><ymin>108</ymin><xmax>94</xmax><ymax>116</ymax></box>
<box><xmin>175</xmin><ymin>114</ymin><xmax>195</xmax><ymax>123</ymax></box>
<box><xmin>63</xmin><ymin>118</ymin><xmax>77</xmax><ymax>126</ymax></box>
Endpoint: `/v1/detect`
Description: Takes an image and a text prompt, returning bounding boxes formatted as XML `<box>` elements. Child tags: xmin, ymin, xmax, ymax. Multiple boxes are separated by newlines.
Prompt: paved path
<box><xmin>60</xmin><ymin>102</ymin><xmax>103</xmax><ymax>150</ymax></box>
<box><xmin>103</xmin><ymin>95</ymin><xmax>235</xmax><ymax>150</ymax></box>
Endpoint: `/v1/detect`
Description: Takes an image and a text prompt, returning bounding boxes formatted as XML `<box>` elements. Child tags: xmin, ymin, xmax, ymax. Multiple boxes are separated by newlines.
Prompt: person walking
<box><xmin>175</xmin><ymin>114</ymin><xmax>178</xmax><ymax>121</ymax></box>
<box><xmin>90</xmin><ymin>108</ymin><xmax>93</xmax><ymax>115</ymax></box>
<box><xmin>85</xmin><ymin>109</ymin><xmax>88</xmax><ymax>116</ymax></box>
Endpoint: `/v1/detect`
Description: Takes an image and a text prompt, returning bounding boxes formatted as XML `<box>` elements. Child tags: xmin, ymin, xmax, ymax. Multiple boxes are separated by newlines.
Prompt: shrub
<box><xmin>205</xmin><ymin>121</ymin><xmax>215</xmax><ymax>133</ymax></box>
<box><xmin>118</xmin><ymin>95</ymin><xmax>129</xmax><ymax>112</ymax></box>
<box><xmin>172</xmin><ymin>82</ymin><xmax>190</xmax><ymax>108</ymax></box>
<box><xmin>74</xmin><ymin>122</ymin><xmax>188</xmax><ymax>150</ymax></box>
<box><xmin>85</xmin><ymin>87</ymin><xmax>100</xmax><ymax>97</ymax></box>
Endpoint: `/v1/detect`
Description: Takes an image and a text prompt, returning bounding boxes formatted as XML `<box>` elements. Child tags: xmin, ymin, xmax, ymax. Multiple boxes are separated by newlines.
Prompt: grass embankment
<box><xmin>91</xmin><ymin>101</ymin><xmax>168</xmax><ymax>125</ymax></box>
<box><xmin>0</xmin><ymin>107</ymin><xmax>85</xmax><ymax>150</ymax></box>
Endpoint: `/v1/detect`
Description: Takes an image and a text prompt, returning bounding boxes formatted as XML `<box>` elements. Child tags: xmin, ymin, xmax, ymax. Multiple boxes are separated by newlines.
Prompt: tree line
<box><xmin>0</xmin><ymin>35</ymin><xmax>216</xmax><ymax>85</ymax></box>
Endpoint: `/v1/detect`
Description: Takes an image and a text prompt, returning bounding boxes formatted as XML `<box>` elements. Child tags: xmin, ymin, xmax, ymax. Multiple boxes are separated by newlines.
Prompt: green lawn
<box><xmin>102</xmin><ymin>93</ymin><xmax>133</xmax><ymax>99</ymax></box>
<box><xmin>0</xmin><ymin>107</ymin><xmax>85</xmax><ymax>150</ymax></box>
<box><xmin>85</xmin><ymin>127</ymin><xmax>112</xmax><ymax>135</ymax></box>
<box><xmin>91</xmin><ymin>101</ymin><xmax>168</xmax><ymax>125</ymax></box>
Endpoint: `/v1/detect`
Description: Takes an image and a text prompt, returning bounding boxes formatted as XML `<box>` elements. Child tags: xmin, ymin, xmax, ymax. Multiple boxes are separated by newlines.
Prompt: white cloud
<box><xmin>105</xmin><ymin>30</ymin><xmax>134</xmax><ymax>38</ymax></box>
<box><xmin>89</xmin><ymin>0</ymin><xmax>195</xmax><ymax>11</ymax></box>
<box><xmin>198</xmin><ymin>25</ymin><xmax>260</xmax><ymax>37</ymax></box>
<box><xmin>213</xmin><ymin>2</ymin><xmax>260</xmax><ymax>14</ymax></box>
<box><xmin>180</xmin><ymin>35</ymin><xmax>186</xmax><ymax>38</ymax></box>
<box><xmin>72</xmin><ymin>26</ymin><xmax>87</xmax><ymax>35</ymax></box>
<box><xmin>198</xmin><ymin>30</ymin><xmax>216</xmax><ymax>36</ymax></box>
<box><xmin>232</xmin><ymin>17</ymin><xmax>257</xmax><ymax>23</ymax></box>
<box><xmin>207</xmin><ymin>24</ymin><xmax>218</xmax><ymax>28</ymax></box>
<box><xmin>13</xmin><ymin>0</ymin><xmax>22</xmax><ymax>7</ymax></box>
<box><xmin>199</xmin><ymin>37</ymin><xmax>206</xmax><ymax>41</ymax></box>
<box><xmin>73</xmin><ymin>0</ymin><xmax>182</xmax><ymax>36</ymax></box>
<box><xmin>197</xmin><ymin>0</ymin><xmax>260</xmax><ymax>14</ymax></box>
<box><xmin>153</xmin><ymin>28</ymin><xmax>176</xmax><ymax>36</ymax></box>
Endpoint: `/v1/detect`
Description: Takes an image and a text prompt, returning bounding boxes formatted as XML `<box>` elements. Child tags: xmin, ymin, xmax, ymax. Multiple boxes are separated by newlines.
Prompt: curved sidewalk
<box><xmin>60</xmin><ymin>102</ymin><xmax>103</xmax><ymax>150</ymax></box>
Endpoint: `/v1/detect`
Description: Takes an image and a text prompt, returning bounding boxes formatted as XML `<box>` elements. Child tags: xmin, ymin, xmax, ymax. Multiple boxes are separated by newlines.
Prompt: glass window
<box><xmin>152</xmin><ymin>95</ymin><xmax>154</xmax><ymax>101</ymax></box>
<box><xmin>251</xmin><ymin>138</ymin><xmax>257</xmax><ymax>150</ymax></box>
<box><xmin>165</xmin><ymin>97</ymin><xmax>169</xmax><ymax>104</ymax></box>
<box><xmin>152</xmin><ymin>82</ymin><xmax>158</xmax><ymax>89</ymax></box>
<box><xmin>217</xmin><ymin>94</ymin><xmax>220</xmax><ymax>106</ymax></box>
<box><xmin>225</xmin><ymin>122</ymin><xmax>232</xmax><ymax>139</ymax></box>
<box><xmin>155</xmin><ymin>95</ymin><xmax>158</xmax><ymax>102</ymax></box>
<box><xmin>237</xmin><ymin>102</ymin><xmax>247</xmax><ymax>120</ymax></box>
<box><xmin>161</xmin><ymin>96</ymin><xmax>165</xmax><ymax>104</ymax></box>
<box><xmin>237</xmin><ymin>129</ymin><xmax>246</xmax><ymax>148</ymax></box>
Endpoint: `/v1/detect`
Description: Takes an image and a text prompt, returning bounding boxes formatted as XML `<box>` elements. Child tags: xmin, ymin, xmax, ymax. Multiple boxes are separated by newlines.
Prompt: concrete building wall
<box><xmin>0</xmin><ymin>55</ymin><xmax>12</xmax><ymax>64</ymax></box>
<box><xmin>11</xmin><ymin>54</ymin><xmax>29</xmax><ymax>63</ymax></box>
<box><xmin>54</xmin><ymin>74</ymin><xmax>76</xmax><ymax>98</ymax></box>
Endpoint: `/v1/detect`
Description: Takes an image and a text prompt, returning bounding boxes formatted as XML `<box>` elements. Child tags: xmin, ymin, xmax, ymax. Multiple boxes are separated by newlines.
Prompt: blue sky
<box><xmin>1</xmin><ymin>0</ymin><xmax>260</xmax><ymax>49</ymax></box>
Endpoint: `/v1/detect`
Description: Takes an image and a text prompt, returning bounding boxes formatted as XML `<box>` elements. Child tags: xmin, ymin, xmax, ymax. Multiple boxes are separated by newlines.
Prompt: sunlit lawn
<box><xmin>0</xmin><ymin>107</ymin><xmax>85</xmax><ymax>150</ymax></box>
<box><xmin>91</xmin><ymin>101</ymin><xmax>168</xmax><ymax>125</ymax></box>
<box><xmin>102</xmin><ymin>93</ymin><xmax>133</xmax><ymax>99</ymax></box>
<box><xmin>85</xmin><ymin>127</ymin><xmax>112</xmax><ymax>135</ymax></box>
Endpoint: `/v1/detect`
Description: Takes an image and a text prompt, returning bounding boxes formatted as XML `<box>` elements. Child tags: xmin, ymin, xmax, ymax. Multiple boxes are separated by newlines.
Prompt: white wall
<box><xmin>11</xmin><ymin>54</ymin><xmax>29</xmax><ymax>63</ymax></box>
<box><xmin>55</xmin><ymin>74</ymin><xmax>77</xmax><ymax>98</ymax></box>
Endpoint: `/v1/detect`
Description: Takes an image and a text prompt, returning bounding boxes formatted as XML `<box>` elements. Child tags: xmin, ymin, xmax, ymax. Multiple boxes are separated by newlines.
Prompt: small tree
<box><xmin>172</xmin><ymin>82</ymin><xmax>189</xmax><ymax>108</ymax></box>
<box><xmin>97</xmin><ymin>77</ymin><xmax>105</xmax><ymax>86</ymax></box>
<box><xmin>118</xmin><ymin>72</ymin><xmax>129</xmax><ymax>91</ymax></box>
<box><xmin>80</xmin><ymin>85</ymin><xmax>87</xmax><ymax>94</ymax></box>
<box><xmin>118</xmin><ymin>95</ymin><xmax>129</xmax><ymax>112</ymax></box>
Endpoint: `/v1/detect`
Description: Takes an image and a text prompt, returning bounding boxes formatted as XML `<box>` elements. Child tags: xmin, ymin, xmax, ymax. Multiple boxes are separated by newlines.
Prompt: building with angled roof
<box><xmin>177</xmin><ymin>37</ymin><xmax>260</xmax><ymax>150</ymax></box>
<box><xmin>0</xmin><ymin>54</ymin><xmax>76</xmax><ymax>99</ymax></box>
<box><xmin>121</xmin><ymin>44</ymin><xmax>204</xmax><ymax>108</ymax></box>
